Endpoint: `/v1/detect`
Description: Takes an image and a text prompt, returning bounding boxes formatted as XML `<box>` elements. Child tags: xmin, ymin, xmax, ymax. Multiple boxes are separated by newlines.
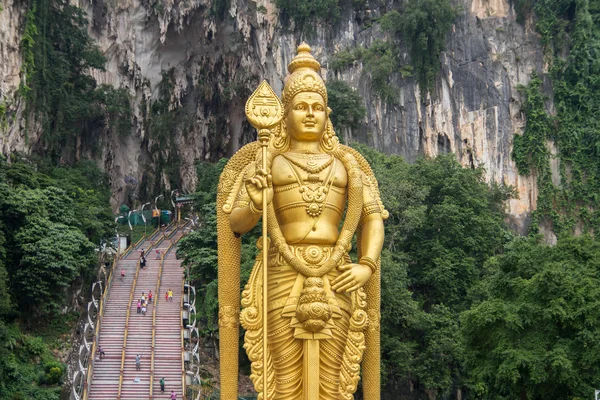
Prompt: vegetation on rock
<box><xmin>21</xmin><ymin>0</ymin><xmax>132</xmax><ymax>160</ymax></box>
<box><xmin>512</xmin><ymin>0</ymin><xmax>600</xmax><ymax>235</ymax></box>
<box><xmin>329</xmin><ymin>0</ymin><xmax>457</xmax><ymax>101</ymax></box>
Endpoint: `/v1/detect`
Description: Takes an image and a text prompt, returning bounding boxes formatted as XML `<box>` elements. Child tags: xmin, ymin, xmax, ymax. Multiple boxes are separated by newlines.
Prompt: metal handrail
<box><xmin>117</xmin><ymin>256</ymin><xmax>140</xmax><ymax>400</ymax></box>
<box><xmin>181</xmin><ymin>274</ymin><xmax>186</xmax><ymax>400</ymax></box>
<box><xmin>82</xmin><ymin>247</ymin><xmax>120</xmax><ymax>400</ymax></box>
<box><xmin>174</xmin><ymin>222</ymin><xmax>191</xmax><ymax>399</ymax></box>
<box><xmin>149</xmin><ymin>247</ymin><xmax>167</xmax><ymax>399</ymax></box>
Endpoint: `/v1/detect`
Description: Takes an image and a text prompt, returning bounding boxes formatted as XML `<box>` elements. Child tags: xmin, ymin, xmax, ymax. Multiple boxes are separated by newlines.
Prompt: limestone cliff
<box><xmin>0</xmin><ymin>0</ymin><xmax>547</xmax><ymax>230</ymax></box>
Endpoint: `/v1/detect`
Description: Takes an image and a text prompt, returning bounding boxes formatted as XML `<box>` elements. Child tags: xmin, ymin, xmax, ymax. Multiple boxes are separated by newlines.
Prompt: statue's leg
<box><xmin>320</xmin><ymin>287</ymin><xmax>351</xmax><ymax>400</ymax></box>
<box><xmin>268</xmin><ymin>267</ymin><xmax>303</xmax><ymax>399</ymax></box>
<box><xmin>320</xmin><ymin>312</ymin><xmax>350</xmax><ymax>399</ymax></box>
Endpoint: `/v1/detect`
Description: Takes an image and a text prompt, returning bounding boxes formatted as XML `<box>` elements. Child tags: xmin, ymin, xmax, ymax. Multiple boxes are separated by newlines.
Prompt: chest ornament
<box><xmin>281</xmin><ymin>154</ymin><xmax>337</xmax><ymax>218</ymax></box>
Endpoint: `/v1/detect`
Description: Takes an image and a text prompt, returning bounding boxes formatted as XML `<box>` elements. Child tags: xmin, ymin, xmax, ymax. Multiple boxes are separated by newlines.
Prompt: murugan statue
<box><xmin>217</xmin><ymin>43</ymin><xmax>387</xmax><ymax>400</ymax></box>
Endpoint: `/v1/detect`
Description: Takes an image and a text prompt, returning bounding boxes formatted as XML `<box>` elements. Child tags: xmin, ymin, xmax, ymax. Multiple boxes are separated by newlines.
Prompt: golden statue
<box><xmin>217</xmin><ymin>43</ymin><xmax>387</xmax><ymax>400</ymax></box>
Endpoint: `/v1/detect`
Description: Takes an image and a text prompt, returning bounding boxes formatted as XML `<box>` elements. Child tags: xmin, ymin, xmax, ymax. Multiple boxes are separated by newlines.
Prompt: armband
<box><xmin>249</xmin><ymin>201</ymin><xmax>262</xmax><ymax>215</ymax></box>
<box><xmin>362</xmin><ymin>201</ymin><xmax>381</xmax><ymax>217</ymax></box>
<box><xmin>359</xmin><ymin>256</ymin><xmax>378</xmax><ymax>274</ymax></box>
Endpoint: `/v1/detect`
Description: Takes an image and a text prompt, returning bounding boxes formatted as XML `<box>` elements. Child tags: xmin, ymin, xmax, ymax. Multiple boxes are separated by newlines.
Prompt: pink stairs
<box><xmin>88</xmin><ymin>226</ymin><xmax>186</xmax><ymax>400</ymax></box>
<box><xmin>154</xmin><ymin>229</ymin><xmax>185</xmax><ymax>398</ymax></box>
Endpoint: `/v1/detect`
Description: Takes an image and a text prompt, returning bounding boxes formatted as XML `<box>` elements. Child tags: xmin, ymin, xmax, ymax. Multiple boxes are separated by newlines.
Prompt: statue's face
<box><xmin>286</xmin><ymin>92</ymin><xmax>327</xmax><ymax>142</ymax></box>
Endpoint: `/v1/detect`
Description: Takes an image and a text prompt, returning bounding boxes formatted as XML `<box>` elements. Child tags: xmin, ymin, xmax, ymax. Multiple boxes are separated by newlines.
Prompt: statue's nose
<box><xmin>306</xmin><ymin>105</ymin><xmax>315</xmax><ymax>117</ymax></box>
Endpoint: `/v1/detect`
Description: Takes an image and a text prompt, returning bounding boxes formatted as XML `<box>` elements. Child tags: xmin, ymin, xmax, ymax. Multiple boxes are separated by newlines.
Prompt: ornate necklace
<box><xmin>282</xmin><ymin>156</ymin><xmax>336</xmax><ymax>217</ymax></box>
<box><xmin>282</xmin><ymin>153</ymin><xmax>333</xmax><ymax>175</ymax></box>
<box><xmin>286</xmin><ymin>152</ymin><xmax>331</xmax><ymax>160</ymax></box>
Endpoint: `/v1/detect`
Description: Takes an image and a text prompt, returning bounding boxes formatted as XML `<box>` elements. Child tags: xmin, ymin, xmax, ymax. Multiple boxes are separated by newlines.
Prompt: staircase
<box><xmin>87</xmin><ymin>259</ymin><xmax>137</xmax><ymax>400</ymax></box>
<box><xmin>153</xmin><ymin>230</ymin><xmax>185</xmax><ymax>398</ymax></box>
<box><xmin>86</xmin><ymin>225</ymin><xmax>187</xmax><ymax>400</ymax></box>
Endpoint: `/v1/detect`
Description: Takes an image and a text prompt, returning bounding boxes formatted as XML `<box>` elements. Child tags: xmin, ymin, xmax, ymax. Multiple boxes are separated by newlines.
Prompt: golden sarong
<box><xmin>241</xmin><ymin>243</ymin><xmax>367</xmax><ymax>400</ymax></box>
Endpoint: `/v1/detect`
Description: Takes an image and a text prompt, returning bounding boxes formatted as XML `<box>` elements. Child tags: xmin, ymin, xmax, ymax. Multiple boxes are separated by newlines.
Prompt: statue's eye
<box><xmin>295</xmin><ymin>104</ymin><xmax>305</xmax><ymax>110</ymax></box>
<box><xmin>314</xmin><ymin>104</ymin><xmax>324</xmax><ymax>111</ymax></box>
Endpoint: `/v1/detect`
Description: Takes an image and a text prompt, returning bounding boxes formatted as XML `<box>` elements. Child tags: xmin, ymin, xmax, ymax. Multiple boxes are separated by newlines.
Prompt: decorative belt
<box><xmin>269</xmin><ymin>244</ymin><xmax>347</xmax><ymax>269</ymax></box>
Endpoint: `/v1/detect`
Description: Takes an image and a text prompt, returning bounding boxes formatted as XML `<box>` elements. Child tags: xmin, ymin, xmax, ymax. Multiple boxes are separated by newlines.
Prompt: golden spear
<box><xmin>244</xmin><ymin>81</ymin><xmax>283</xmax><ymax>399</ymax></box>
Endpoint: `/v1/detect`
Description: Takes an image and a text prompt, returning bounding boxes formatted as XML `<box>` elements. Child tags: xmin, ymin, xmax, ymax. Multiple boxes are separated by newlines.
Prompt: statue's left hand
<box><xmin>331</xmin><ymin>263</ymin><xmax>372</xmax><ymax>293</ymax></box>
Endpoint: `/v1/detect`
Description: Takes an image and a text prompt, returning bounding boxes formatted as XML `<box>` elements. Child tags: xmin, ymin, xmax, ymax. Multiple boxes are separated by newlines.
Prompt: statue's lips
<box><xmin>303</xmin><ymin>121</ymin><xmax>316</xmax><ymax>127</ymax></box>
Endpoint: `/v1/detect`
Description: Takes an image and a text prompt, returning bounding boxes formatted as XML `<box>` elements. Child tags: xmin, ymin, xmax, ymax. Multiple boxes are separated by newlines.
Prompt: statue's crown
<box><xmin>282</xmin><ymin>43</ymin><xmax>328</xmax><ymax>109</ymax></box>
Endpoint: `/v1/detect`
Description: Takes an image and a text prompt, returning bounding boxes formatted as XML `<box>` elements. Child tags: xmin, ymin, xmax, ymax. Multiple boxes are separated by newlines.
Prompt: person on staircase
<box><xmin>98</xmin><ymin>345</ymin><xmax>105</xmax><ymax>359</ymax></box>
<box><xmin>140</xmin><ymin>256</ymin><xmax>147</xmax><ymax>269</ymax></box>
<box><xmin>160</xmin><ymin>377</ymin><xmax>165</xmax><ymax>392</ymax></box>
<box><xmin>148</xmin><ymin>290</ymin><xmax>153</xmax><ymax>304</ymax></box>
<box><xmin>168</xmin><ymin>289</ymin><xmax>173</xmax><ymax>302</ymax></box>
<box><xmin>137</xmin><ymin>300</ymin><xmax>141</xmax><ymax>314</ymax></box>
<box><xmin>135</xmin><ymin>354</ymin><xmax>142</xmax><ymax>370</ymax></box>
<box><xmin>165</xmin><ymin>290</ymin><xmax>169</xmax><ymax>302</ymax></box>
<box><xmin>120</xmin><ymin>269</ymin><xmax>125</xmax><ymax>282</ymax></box>
<box><xmin>170</xmin><ymin>390</ymin><xmax>177</xmax><ymax>399</ymax></box>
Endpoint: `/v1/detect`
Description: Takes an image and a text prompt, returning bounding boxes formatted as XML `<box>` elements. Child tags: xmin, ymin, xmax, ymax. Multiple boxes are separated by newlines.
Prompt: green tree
<box><xmin>14</xmin><ymin>216</ymin><xmax>95</xmax><ymax>315</ymax></box>
<box><xmin>353</xmin><ymin>145</ymin><xmax>512</xmax><ymax>396</ymax></box>
<box><xmin>327</xmin><ymin>80</ymin><xmax>366</xmax><ymax>132</ymax></box>
<box><xmin>462</xmin><ymin>236</ymin><xmax>600</xmax><ymax>399</ymax></box>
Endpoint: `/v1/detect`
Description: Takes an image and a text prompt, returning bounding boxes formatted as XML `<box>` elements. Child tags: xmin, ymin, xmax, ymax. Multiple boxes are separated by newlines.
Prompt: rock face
<box><xmin>0</xmin><ymin>0</ymin><xmax>546</xmax><ymax>229</ymax></box>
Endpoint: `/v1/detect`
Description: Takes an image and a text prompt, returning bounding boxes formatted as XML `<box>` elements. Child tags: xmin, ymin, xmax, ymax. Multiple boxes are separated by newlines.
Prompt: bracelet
<box><xmin>249</xmin><ymin>201</ymin><xmax>262</xmax><ymax>215</ymax></box>
<box><xmin>359</xmin><ymin>256</ymin><xmax>378</xmax><ymax>274</ymax></box>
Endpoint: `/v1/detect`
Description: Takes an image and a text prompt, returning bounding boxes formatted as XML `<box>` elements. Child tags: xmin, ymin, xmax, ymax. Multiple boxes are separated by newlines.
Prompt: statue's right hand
<box><xmin>245</xmin><ymin>168</ymin><xmax>273</xmax><ymax>211</ymax></box>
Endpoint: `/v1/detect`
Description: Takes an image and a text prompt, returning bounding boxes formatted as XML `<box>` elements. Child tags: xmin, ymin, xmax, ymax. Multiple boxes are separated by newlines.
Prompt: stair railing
<box><xmin>81</xmin><ymin>247</ymin><xmax>120</xmax><ymax>400</ymax></box>
<box><xmin>181</xmin><ymin>273</ymin><xmax>186</xmax><ymax>399</ymax></box>
<box><xmin>149</xmin><ymin>242</ymin><xmax>168</xmax><ymax>399</ymax></box>
<box><xmin>116</xmin><ymin>255</ymin><xmax>141</xmax><ymax>400</ymax></box>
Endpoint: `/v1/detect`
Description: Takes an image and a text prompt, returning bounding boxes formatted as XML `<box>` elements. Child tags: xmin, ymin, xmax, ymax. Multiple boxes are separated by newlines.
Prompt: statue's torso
<box><xmin>271</xmin><ymin>152</ymin><xmax>347</xmax><ymax>245</ymax></box>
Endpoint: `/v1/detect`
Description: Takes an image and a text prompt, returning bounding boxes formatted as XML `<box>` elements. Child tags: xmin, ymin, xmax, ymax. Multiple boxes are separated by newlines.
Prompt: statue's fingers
<box><xmin>332</xmin><ymin>274</ymin><xmax>353</xmax><ymax>290</ymax></box>
<box><xmin>336</xmin><ymin>280</ymin><xmax>357</xmax><ymax>293</ymax></box>
<box><xmin>331</xmin><ymin>270</ymin><xmax>352</xmax><ymax>286</ymax></box>
<box><xmin>267</xmin><ymin>174</ymin><xmax>273</xmax><ymax>187</ymax></box>
<box><xmin>254</xmin><ymin>176</ymin><xmax>267</xmax><ymax>189</ymax></box>
<box><xmin>337</xmin><ymin>264</ymin><xmax>353</xmax><ymax>271</ymax></box>
<box><xmin>246</xmin><ymin>177</ymin><xmax>259</xmax><ymax>188</ymax></box>
<box><xmin>345</xmin><ymin>283</ymin><xmax>361</xmax><ymax>293</ymax></box>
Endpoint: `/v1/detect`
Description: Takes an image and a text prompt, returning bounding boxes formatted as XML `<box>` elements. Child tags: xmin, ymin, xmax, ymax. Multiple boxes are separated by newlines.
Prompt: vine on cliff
<box><xmin>20</xmin><ymin>0</ymin><xmax>132</xmax><ymax>160</ymax></box>
<box><xmin>276</xmin><ymin>0</ymin><xmax>342</xmax><ymax>33</ymax></box>
<box><xmin>329</xmin><ymin>0</ymin><xmax>456</xmax><ymax>102</ymax></box>
<box><xmin>512</xmin><ymin>0</ymin><xmax>600</xmax><ymax>234</ymax></box>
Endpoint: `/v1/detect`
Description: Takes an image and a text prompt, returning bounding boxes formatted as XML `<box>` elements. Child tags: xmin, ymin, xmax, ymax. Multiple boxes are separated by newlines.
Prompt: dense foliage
<box><xmin>326</xmin><ymin>80</ymin><xmax>366</xmax><ymax>131</ymax></box>
<box><xmin>512</xmin><ymin>0</ymin><xmax>600</xmax><ymax>235</ymax></box>
<box><xmin>463</xmin><ymin>235</ymin><xmax>600</xmax><ymax>399</ymax></box>
<box><xmin>355</xmin><ymin>145</ymin><xmax>513</xmax><ymax>396</ymax></box>
<box><xmin>21</xmin><ymin>0</ymin><xmax>131</xmax><ymax>160</ymax></box>
<box><xmin>0</xmin><ymin>155</ymin><xmax>113</xmax><ymax>398</ymax></box>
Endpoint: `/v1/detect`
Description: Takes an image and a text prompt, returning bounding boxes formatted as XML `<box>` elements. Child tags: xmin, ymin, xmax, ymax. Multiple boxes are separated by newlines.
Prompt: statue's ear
<box><xmin>327</xmin><ymin>107</ymin><xmax>332</xmax><ymax>116</ymax></box>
